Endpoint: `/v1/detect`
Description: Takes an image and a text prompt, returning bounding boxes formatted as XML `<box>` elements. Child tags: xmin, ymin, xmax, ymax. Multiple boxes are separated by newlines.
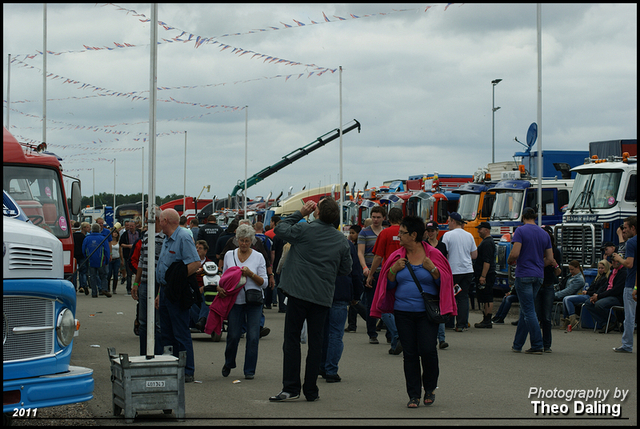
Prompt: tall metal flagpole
<box><xmin>339</xmin><ymin>66</ymin><xmax>343</xmax><ymax>228</ymax></box>
<box><xmin>43</xmin><ymin>4</ymin><xmax>47</xmax><ymax>145</ymax></box>
<box><xmin>141</xmin><ymin>147</ymin><xmax>145</xmax><ymax>229</ymax></box>
<box><xmin>244</xmin><ymin>106</ymin><xmax>248</xmax><ymax>219</ymax></box>
<box><xmin>183</xmin><ymin>131</ymin><xmax>187</xmax><ymax>214</ymax></box>
<box><xmin>537</xmin><ymin>4</ymin><xmax>543</xmax><ymax>226</ymax></box>
<box><xmin>113</xmin><ymin>159</ymin><xmax>116</xmax><ymax>216</ymax></box>
<box><xmin>6</xmin><ymin>54</ymin><xmax>10</xmax><ymax>127</ymax></box>
<box><xmin>146</xmin><ymin>3</ymin><xmax>158</xmax><ymax>359</ymax></box>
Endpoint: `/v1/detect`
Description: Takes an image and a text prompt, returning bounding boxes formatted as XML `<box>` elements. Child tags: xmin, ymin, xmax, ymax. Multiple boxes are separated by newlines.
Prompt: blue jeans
<box><xmin>138</xmin><ymin>282</ymin><xmax>162</xmax><ymax>356</ymax></box>
<box><xmin>621</xmin><ymin>288</ymin><xmax>636</xmax><ymax>351</ymax></box>
<box><xmin>495</xmin><ymin>293</ymin><xmax>519</xmax><ymax>319</ymax></box>
<box><xmin>88</xmin><ymin>265</ymin><xmax>108</xmax><ymax>296</ymax></box>
<box><xmin>394</xmin><ymin>310</ymin><xmax>439</xmax><ymax>400</ymax></box>
<box><xmin>73</xmin><ymin>258</ymin><xmax>88</xmax><ymax>291</ymax></box>
<box><xmin>583</xmin><ymin>296</ymin><xmax>622</xmax><ymax>328</ymax></box>
<box><xmin>159</xmin><ymin>287</ymin><xmax>195</xmax><ymax>376</ymax></box>
<box><xmin>321</xmin><ymin>300</ymin><xmax>349</xmax><ymax>375</ymax></box>
<box><xmin>562</xmin><ymin>295</ymin><xmax>589</xmax><ymax>319</ymax></box>
<box><xmin>437</xmin><ymin>323</ymin><xmax>445</xmax><ymax>343</ymax></box>
<box><xmin>225</xmin><ymin>302</ymin><xmax>263</xmax><ymax>377</ymax></box>
<box><xmin>535</xmin><ymin>284</ymin><xmax>554</xmax><ymax>350</ymax></box>
<box><xmin>363</xmin><ymin>274</ymin><xmax>379</xmax><ymax>339</ymax></box>
<box><xmin>512</xmin><ymin>276</ymin><xmax>543</xmax><ymax>351</ymax></box>
<box><xmin>381</xmin><ymin>312</ymin><xmax>399</xmax><ymax>350</ymax></box>
<box><xmin>108</xmin><ymin>258</ymin><xmax>121</xmax><ymax>282</ymax></box>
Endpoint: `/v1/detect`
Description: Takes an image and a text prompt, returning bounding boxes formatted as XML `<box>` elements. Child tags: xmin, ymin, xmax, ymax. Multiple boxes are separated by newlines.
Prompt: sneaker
<box><xmin>269</xmin><ymin>391</ymin><xmax>300</xmax><ymax>402</ymax></box>
<box><xmin>185</xmin><ymin>374</ymin><xmax>194</xmax><ymax>383</ymax></box>
<box><xmin>491</xmin><ymin>316</ymin><xmax>504</xmax><ymax>324</ymax></box>
<box><xmin>211</xmin><ymin>332</ymin><xmax>222</xmax><ymax>342</ymax></box>
<box><xmin>369</xmin><ymin>337</ymin><xmax>379</xmax><ymax>344</ymax></box>
<box><xmin>511</xmin><ymin>321</ymin><xmax>518</xmax><ymax>326</ymax></box>
<box><xmin>613</xmin><ymin>347</ymin><xmax>631</xmax><ymax>353</ymax></box>
<box><xmin>454</xmin><ymin>326</ymin><xmax>467</xmax><ymax>332</ymax></box>
<box><xmin>512</xmin><ymin>347</ymin><xmax>521</xmax><ymax>353</ymax></box>
<box><xmin>344</xmin><ymin>328</ymin><xmax>357</xmax><ymax>333</ymax></box>
<box><xmin>84</xmin><ymin>287</ymin><xmax>90</xmax><ymax>296</ymax></box>
<box><xmin>195</xmin><ymin>317</ymin><xmax>206</xmax><ymax>333</ymax></box>
<box><xmin>439</xmin><ymin>341</ymin><xmax>449</xmax><ymax>350</ymax></box>
<box><xmin>390</xmin><ymin>341</ymin><xmax>403</xmax><ymax>355</ymax></box>
<box><xmin>325</xmin><ymin>374</ymin><xmax>341</xmax><ymax>383</ymax></box>
<box><xmin>260</xmin><ymin>327</ymin><xmax>271</xmax><ymax>338</ymax></box>
<box><xmin>78</xmin><ymin>288</ymin><xmax>84</xmax><ymax>294</ymax></box>
<box><xmin>245</xmin><ymin>374</ymin><xmax>254</xmax><ymax>380</ymax></box>
<box><xmin>525</xmin><ymin>348</ymin><xmax>543</xmax><ymax>355</ymax></box>
<box><xmin>544</xmin><ymin>348</ymin><xmax>552</xmax><ymax>353</ymax></box>
<box><xmin>306</xmin><ymin>395</ymin><xmax>320</xmax><ymax>402</ymax></box>
<box><xmin>100</xmin><ymin>290</ymin><xmax>112</xmax><ymax>298</ymax></box>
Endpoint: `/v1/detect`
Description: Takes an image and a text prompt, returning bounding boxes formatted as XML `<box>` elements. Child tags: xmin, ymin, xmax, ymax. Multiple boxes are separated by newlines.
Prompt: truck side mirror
<box><xmin>70</xmin><ymin>181</ymin><xmax>82</xmax><ymax>215</ymax></box>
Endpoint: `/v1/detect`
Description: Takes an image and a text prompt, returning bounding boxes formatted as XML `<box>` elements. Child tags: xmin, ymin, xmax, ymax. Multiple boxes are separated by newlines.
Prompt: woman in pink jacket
<box><xmin>371</xmin><ymin>215</ymin><xmax>456</xmax><ymax>409</ymax></box>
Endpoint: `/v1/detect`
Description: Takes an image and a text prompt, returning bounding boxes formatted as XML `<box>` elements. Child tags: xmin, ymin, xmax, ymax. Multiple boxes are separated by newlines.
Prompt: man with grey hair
<box><xmin>156</xmin><ymin>208</ymin><xmax>200</xmax><ymax>382</ymax></box>
<box><xmin>82</xmin><ymin>223</ymin><xmax>112</xmax><ymax>298</ymax></box>
<box><xmin>270</xmin><ymin>198</ymin><xmax>352</xmax><ymax>402</ymax></box>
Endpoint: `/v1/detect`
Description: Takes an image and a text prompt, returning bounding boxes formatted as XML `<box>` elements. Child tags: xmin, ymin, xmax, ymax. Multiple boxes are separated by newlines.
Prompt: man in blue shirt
<box><xmin>612</xmin><ymin>215</ymin><xmax>636</xmax><ymax>353</ymax></box>
<box><xmin>155</xmin><ymin>208</ymin><xmax>200</xmax><ymax>382</ymax></box>
<box><xmin>82</xmin><ymin>223</ymin><xmax>112</xmax><ymax>298</ymax></box>
<box><xmin>507</xmin><ymin>208</ymin><xmax>558</xmax><ymax>354</ymax></box>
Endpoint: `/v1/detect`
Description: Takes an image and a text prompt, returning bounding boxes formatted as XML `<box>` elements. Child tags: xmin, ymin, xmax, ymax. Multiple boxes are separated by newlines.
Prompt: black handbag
<box><xmin>244</xmin><ymin>288</ymin><xmax>264</xmax><ymax>305</ymax></box>
<box><xmin>405</xmin><ymin>263</ymin><xmax>449</xmax><ymax>324</ymax></box>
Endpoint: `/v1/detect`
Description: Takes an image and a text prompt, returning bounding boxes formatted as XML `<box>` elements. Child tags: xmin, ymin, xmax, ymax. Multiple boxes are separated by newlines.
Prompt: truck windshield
<box><xmin>3</xmin><ymin>165</ymin><xmax>70</xmax><ymax>238</ymax></box>
<box><xmin>457</xmin><ymin>194</ymin><xmax>480</xmax><ymax>221</ymax></box>
<box><xmin>492</xmin><ymin>190</ymin><xmax>524</xmax><ymax>220</ymax></box>
<box><xmin>567</xmin><ymin>171</ymin><xmax>622</xmax><ymax>210</ymax></box>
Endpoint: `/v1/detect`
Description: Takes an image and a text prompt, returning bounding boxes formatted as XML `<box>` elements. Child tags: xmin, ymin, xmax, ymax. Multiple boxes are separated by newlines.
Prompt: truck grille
<box><xmin>3</xmin><ymin>296</ymin><xmax>55</xmax><ymax>362</ymax></box>
<box><xmin>556</xmin><ymin>224</ymin><xmax>603</xmax><ymax>268</ymax></box>
<box><xmin>7</xmin><ymin>244</ymin><xmax>54</xmax><ymax>270</ymax></box>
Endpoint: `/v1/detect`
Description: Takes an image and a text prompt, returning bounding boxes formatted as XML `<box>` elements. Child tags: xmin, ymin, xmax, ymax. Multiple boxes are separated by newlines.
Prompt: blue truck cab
<box><xmin>489</xmin><ymin>177</ymin><xmax>573</xmax><ymax>291</ymax></box>
<box><xmin>3</xmin><ymin>191</ymin><xmax>94</xmax><ymax>423</ymax></box>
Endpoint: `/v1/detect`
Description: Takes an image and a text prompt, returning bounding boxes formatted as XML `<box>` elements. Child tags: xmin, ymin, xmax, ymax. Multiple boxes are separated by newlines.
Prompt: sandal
<box><xmin>424</xmin><ymin>390</ymin><xmax>435</xmax><ymax>406</ymax></box>
<box><xmin>407</xmin><ymin>398</ymin><xmax>420</xmax><ymax>408</ymax></box>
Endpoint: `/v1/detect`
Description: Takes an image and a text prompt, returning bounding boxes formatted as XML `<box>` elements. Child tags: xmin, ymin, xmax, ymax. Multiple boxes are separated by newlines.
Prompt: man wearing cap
<box><xmin>473</xmin><ymin>221</ymin><xmax>496</xmax><ymax>328</ymax></box>
<box><xmin>507</xmin><ymin>207</ymin><xmax>558</xmax><ymax>354</ymax></box>
<box><xmin>602</xmin><ymin>241</ymin><xmax>617</xmax><ymax>264</ymax></box>
<box><xmin>441</xmin><ymin>212</ymin><xmax>477</xmax><ymax>332</ymax></box>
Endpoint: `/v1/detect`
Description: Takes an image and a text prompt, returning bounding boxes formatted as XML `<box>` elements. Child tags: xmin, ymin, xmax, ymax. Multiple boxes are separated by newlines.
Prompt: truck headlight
<box><xmin>56</xmin><ymin>308</ymin><xmax>76</xmax><ymax>347</ymax></box>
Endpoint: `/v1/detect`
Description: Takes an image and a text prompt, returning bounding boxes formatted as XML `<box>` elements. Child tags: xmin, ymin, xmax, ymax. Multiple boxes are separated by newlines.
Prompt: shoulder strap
<box><xmin>233</xmin><ymin>248</ymin><xmax>239</xmax><ymax>266</ymax></box>
<box><xmin>405</xmin><ymin>263</ymin><xmax>425</xmax><ymax>295</ymax></box>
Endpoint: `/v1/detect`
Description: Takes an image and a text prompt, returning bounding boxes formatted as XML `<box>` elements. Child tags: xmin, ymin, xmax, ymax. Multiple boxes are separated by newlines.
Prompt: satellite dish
<box><xmin>526</xmin><ymin>123</ymin><xmax>537</xmax><ymax>150</ymax></box>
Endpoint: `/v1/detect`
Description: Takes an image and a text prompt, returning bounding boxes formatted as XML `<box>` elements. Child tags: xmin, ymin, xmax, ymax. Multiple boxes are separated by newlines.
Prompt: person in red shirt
<box><xmin>367</xmin><ymin>207</ymin><xmax>403</xmax><ymax>354</ymax></box>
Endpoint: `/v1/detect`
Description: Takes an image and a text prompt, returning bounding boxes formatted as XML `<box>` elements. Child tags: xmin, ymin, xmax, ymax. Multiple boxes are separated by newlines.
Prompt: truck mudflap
<box><xmin>3</xmin><ymin>365</ymin><xmax>94</xmax><ymax>413</ymax></box>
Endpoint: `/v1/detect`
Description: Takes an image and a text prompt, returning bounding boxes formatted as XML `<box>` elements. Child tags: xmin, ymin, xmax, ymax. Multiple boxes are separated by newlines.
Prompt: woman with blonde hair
<box><xmin>560</xmin><ymin>259</ymin><xmax>610</xmax><ymax>330</ymax></box>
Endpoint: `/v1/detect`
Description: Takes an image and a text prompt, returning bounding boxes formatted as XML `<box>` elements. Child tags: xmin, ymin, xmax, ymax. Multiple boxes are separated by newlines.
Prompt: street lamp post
<box><xmin>492</xmin><ymin>78</ymin><xmax>502</xmax><ymax>164</ymax></box>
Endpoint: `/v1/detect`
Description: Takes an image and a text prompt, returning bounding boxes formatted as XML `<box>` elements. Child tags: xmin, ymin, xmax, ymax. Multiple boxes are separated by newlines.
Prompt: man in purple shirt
<box><xmin>507</xmin><ymin>208</ymin><xmax>558</xmax><ymax>354</ymax></box>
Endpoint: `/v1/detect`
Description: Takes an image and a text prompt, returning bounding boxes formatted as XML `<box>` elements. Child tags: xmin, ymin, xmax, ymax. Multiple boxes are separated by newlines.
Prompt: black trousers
<box><xmin>394</xmin><ymin>309</ymin><xmax>439</xmax><ymax>400</ymax></box>
<box><xmin>282</xmin><ymin>296</ymin><xmax>329</xmax><ymax>399</ymax></box>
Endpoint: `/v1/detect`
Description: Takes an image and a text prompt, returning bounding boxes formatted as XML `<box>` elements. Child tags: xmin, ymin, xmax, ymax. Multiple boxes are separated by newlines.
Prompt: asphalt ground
<box><xmin>13</xmin><ymin>292</ymin><xmax>637</xmax><ymax>426</ymax></box>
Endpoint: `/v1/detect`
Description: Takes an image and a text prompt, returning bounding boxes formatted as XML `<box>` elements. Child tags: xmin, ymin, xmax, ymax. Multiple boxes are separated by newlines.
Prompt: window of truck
<box><xmin>567</xmin><ymin>171</ymin><xmax>622</xmax><ymax>210</ymax></box>
<box><xmin>492</xmin><ymin>191</ymin><xmax>524</xmax><ymax>220</ymax></box>
<box><xmin>3</xmin><ymin>165</ymin><xmax>69</xmax><ymax>238</ymax></box>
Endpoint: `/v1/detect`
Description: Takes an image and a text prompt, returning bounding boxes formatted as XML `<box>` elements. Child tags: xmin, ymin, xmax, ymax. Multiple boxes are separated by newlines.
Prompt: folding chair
<box><xmin>604</xmin><ymin>306</ymin><xmax>625</xmax><ymax>334</ymax></box>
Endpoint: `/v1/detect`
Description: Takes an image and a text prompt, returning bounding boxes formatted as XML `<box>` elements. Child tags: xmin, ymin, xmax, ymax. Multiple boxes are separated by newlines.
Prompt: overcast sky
<box><xmin>3</xmin><ymin>3</ymin><xmax>637</xmax><ymax>204</ymax></box>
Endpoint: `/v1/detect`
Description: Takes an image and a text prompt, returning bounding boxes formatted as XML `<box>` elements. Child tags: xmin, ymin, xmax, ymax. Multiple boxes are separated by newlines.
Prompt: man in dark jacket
<box><xmin>269</xmin><ymin>198</ymin><xmax>352</xmax><ymax>402</ymax></box>
<box><xmin>583</xmin><ymin>258</ymin><xmax>627</xmax><ymax>332</ymax></box>
<box><xmin>198</xmin><ymin>215</ymin><xmax>224</xmax><ymax>260</ymax></box>
<box><xmin>320</xmin><ymin>237</ymin><xmax>363</xmax><ymax>383</ymax></box>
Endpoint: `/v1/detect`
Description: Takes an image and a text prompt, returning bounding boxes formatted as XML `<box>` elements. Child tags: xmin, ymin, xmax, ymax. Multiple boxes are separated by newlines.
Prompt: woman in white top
<box><xmin>220</xmin><ymin>224</ymin><xmax>268</xmax><ymax>380</ymax></box>
<box><xmin>108</xmin><ymin>229</ymin><xmax>123</xmax><ymax>293</ymax></box>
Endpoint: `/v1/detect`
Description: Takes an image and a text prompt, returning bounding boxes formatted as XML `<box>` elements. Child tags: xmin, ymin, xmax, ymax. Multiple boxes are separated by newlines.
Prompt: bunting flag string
<box><xmin>9</xmin><ymin>56</ymin><xmax>336</xmax><ymax>107</ymax></box>
<box><xmin>103</xmin><ymin>2</ymin><xmax>462</xmax><ymax>40</ymax></box>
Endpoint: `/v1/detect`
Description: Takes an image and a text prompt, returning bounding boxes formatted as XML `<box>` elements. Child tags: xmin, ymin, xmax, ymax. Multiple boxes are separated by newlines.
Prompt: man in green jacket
<box><xmin>269</xmin><ymin>198</ymin><xmax>352</xmax><ymax>402</ymax></box>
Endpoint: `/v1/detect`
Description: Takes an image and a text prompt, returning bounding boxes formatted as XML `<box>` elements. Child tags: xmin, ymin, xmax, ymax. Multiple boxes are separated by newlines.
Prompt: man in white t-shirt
<box><xmin>441</xmin><ymin>212</ymin><xmax>477</xmax><ymax>332</ymax></box>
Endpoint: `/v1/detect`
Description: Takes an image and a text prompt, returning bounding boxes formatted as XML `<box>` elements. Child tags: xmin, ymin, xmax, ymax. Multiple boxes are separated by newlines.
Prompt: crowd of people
<box><xmin>70</xmin><ymin>204</ymin><xmax>637</xmax><ymax>407</ymax></box>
